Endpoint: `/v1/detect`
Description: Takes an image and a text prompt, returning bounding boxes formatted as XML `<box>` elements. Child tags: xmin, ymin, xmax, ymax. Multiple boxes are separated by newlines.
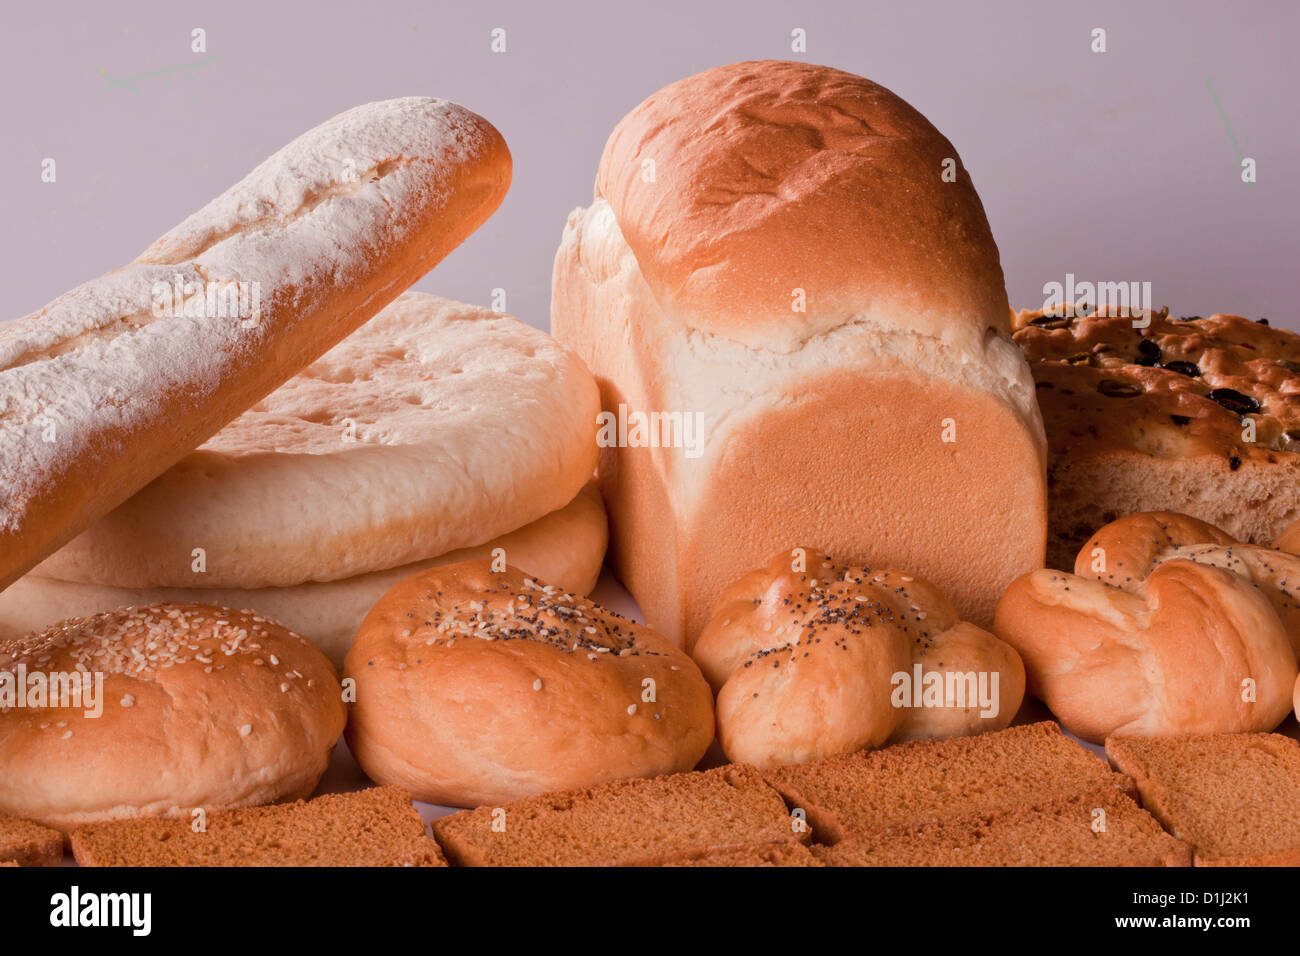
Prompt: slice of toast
<box><xmin>765</xmin><ymin>721</ymin><xmax>1134</xmax><ymax>843</ymax></box>
<box><xmin>69</xmin><ymin>787</ymin><xmax>444</xmax><ymax>867</ymax></box>
<box><xmin>655</xmin><ymin>841</ymin><xmax>822</xmax><ymax>867</ymax></box>
<box><xmin>433</xmin><ymin>764</ymin><xmax>802</xmax><ymax>866</ymax></box>
<box><xmin>815</xmin><ymin>789</ymin><xmax>1189</xmax><ymax>866</ymax></box>
<box><xmin>1106</xmin><ymin>732</ymin><xmax>1300</xmax><ymax>866</ymax></box>
<box><xmin>0</xmin><ymin>815</ymin><xmax>63</xmax><ymax>866</ymax></box>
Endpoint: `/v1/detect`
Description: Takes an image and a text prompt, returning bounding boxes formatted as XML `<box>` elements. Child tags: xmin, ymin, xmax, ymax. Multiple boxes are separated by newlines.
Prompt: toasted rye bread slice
<box><xmin>1106</xmin><ymin>732</ymin><xmax>1300</xmax><ymax>866</ymax></box>
<box><xmin>0</xmin><ymin>815</ymin><xmax>62</xmax><ymax>866</ymax></box>
<box><xmin>654</xmin><ymin>841</ymin><xmax>822</xmax><ymax>867</ymax></box>
<box><xmin>815</xmin><ymin>788</ymin><xmax>1189</xmax><ymax>866</ymax></box>
<box><xmin>432</xmin><ymin>764</ymin><xmax>802</xmax><ymax>866</ymax></box>
<box><xmin>764</xmin><ymin>722</ymin><xmax>1134</xmax><ymax>843</ymax></box>
<box><xmin>69</xmin><ymin>787</ymin><xmax>444</xmax><ymax>867</ymax></box>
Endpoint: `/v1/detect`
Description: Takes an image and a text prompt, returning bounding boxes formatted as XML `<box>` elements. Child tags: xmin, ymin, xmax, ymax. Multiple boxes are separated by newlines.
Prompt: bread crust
<box><xmin>1014</xmin><ymin>307</ymin><xmax>1300</xmax><ymax>568</ymax></box>
<box><xmin>596</xmin><ymin>61</ymin><xmax>1010</xmax><ymax>352</ymax></box>
<box><xmin>0</xmin><ymin>98</ymin><xmax>511</xmax><ymax>590</ymax></box>
<box><xmin>1076</xmin><ymin>511</ymin><xmax>1300</xmax><ymax>657</ymax></box>
<box><xmin>344</xmin><ymin>560</ymin><xmax>714</xmax><ymax>807</ymax></box>
<box><xmin>0</xmin><ymin>604</ymin><xmax>345</xmax><ymax>832</ymax></box>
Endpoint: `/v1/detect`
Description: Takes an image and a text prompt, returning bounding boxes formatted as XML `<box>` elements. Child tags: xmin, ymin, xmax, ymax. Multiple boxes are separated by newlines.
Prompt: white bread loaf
<box><xmin>551</xmin><ymin>61</ymin><xmax>1046</xmax><ymax>646</ymax></box>
<box><xmin>0</xmin><ymin>98</ymin><xmax>511</xmax><ymax>590</ymax></box>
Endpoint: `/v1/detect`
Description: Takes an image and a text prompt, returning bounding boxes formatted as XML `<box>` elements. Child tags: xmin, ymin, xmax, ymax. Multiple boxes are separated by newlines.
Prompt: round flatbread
<box><xmin>2</xmin><ymin>483</ymin><xmax>607</xmax><ymax>668</ymax></box>
<box><xmin>32</xmin><ymin>292</ymin><xmax>600</xmax><ymax>588</ymax></box>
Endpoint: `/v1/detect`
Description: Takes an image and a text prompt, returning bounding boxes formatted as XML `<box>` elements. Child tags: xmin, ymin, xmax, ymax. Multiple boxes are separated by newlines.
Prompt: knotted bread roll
<box><xmin>1275</xmin><ymin>516</ymin><xmax>1300</xmax><ymax>556</ymax></box>
<box><xmin>691</xmin><ymin>548</ymin><xmax>1025</xmax><ymax>769</ymax></box>
<box><xmin>994</xmin><ymin>512</ymin><xmax>1299</xmax><ymax>743</ymax></box>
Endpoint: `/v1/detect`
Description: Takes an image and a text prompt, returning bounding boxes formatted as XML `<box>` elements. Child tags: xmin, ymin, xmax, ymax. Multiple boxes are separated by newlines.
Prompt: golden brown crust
<box><xmin>1074</xmin><ymin>511</ymin><xmax>1239</xmax><ymax>584</ymax></box>
<box><xmin>598</xmin><ymin>61</ymin><xmax>1010</xmax><ymax>350</ymax></box>
<box><xmin>1014</xmin><ymin>307</ymin><xmax>1300</xmax><ymax>567</ymax></box>
<box><xmin>1015</xmin><ymin>307</ymin><xmax>1300</xmax><ymax>460</ymax></box>
<box><xmin>1</xmin><ymin>482</ymin><xmax>609</xmax><ymax>669</ymax></box>
<box><xmin>1076</xmin><ymin>511</ymin><xmax>1300</xmax><ymax>657</ymax></box>
<box><xmin>344</xmin><ymin>560</ymin><xmax>715</xmax><ymax>807</ymax></box>
<box><xmin>692</xmin><ymin>548</ymin><xmax>1024</xmax><ymax>768</ymax></box>
<box><xmin>1276</xmin><ymin>516</ymin><xmax>1300</xmax><ymax>554</ymax></box>
<box><xmin>0</xmin><ymin>604</ymin><xmax>345</xmax><ymax>832</ymax></box>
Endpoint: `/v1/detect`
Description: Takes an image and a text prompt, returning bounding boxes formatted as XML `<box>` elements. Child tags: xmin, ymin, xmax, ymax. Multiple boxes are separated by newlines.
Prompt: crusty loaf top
<box><xmin>1013</xmin><ymin>307</ymin><xmax>1300</xmax><ymax>462</ymax></box>
<box><xmin>595</xmin><ymin>60</ymin><xmax>1009</xmax><ymax>353</ymax></box>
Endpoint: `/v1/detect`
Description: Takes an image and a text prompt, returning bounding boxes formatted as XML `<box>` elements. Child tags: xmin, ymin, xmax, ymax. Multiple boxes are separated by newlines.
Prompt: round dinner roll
<box><xmin>32</xmin><ymin>291</ymin><xmax>600</xmax><ymax>589</ymax></box>
<box><xmin>0</xmin><ymin>483</ymin><xmax>608</xmax><ymax>669</ymax></box>
<box><xmin>0</xmin><ymin>604</ymin><xmax>345</xmax><ymax>832</ymax></box>
<box><xmin>691</xmin><ymin>548</ymin><xmax>1025</xmax><ymax>770</ymax></box>
<box><xmin>995</xmin><ymin>512</ymin><xmax>1298</xmax><ymax>744</ymax></box>
<box><xmin>344</xmin><ymin>560</ymin><xmax>715</xmax><ymax>807</ymax></box>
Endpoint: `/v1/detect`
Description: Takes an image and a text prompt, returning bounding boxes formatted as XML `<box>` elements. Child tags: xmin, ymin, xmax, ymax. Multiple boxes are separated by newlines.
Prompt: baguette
<box><xmin>0</xmin><ymin>97</ymin><xmax>510</xmax><ymax>590</ymax></box>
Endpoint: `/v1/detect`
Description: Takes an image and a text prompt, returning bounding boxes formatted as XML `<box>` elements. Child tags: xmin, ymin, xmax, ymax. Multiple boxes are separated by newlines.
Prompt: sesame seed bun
<box><xmin>0</xmin><ymin>604</ymin><xmax>345</xmax><ymax>833</ymax></box>
<box><xmin>344</xmin><ymin>560</ymin><xmax>714</xmax><ymax>807</ymax></box>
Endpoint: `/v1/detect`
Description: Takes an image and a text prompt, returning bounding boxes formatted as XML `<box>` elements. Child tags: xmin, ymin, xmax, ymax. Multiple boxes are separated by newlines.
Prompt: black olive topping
<box><xmin>1137</xmin><ymin>339</ymin><xmax>1162</xmax><ymax>366</ymax></box>
<box><xmin>1161</xmin><ymin>361</ymin><xmax>1201</xmax><ymax>378</ymax></box>
<box><xmin>1098</xmin><ymin>379</ymin><xmax>1142</xmax><ymax>398</ymax></box>
<box><xmin>1207</xmin><ymin>388</ymin><xmax>1260</xmax><ymax>415</ymax></box>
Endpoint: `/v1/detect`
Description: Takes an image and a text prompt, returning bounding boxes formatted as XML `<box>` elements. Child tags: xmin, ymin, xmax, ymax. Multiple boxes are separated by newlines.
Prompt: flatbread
<box><xmin>2</xmin><ymin>483</ymin><xmax>607</xmax><ymax>668</ymax></box>
<box><xmin>32</xmin><ymin>292</ymin><xmax>600</xmax><ymax>588</ymax></box>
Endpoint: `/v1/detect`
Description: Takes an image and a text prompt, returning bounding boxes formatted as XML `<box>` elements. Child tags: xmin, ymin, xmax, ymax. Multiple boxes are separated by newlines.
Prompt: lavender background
<box><xmin>1</xmin><ymin>0</ymin><xmax>1296</xmax><ymax>330</ymax></box>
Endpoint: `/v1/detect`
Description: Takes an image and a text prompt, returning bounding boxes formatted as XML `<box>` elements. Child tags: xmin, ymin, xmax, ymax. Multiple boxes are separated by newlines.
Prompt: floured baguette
<box><xmin>0</xmin><ymin>97</ymin><xmax>511</xmax><ymax>590</ymax></box>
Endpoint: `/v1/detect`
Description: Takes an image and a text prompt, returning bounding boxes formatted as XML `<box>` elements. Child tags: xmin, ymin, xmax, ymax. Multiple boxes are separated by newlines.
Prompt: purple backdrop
<box><xmin>2</xmin><ymin>0</ymin><xmax>1295</xmax><ymax>330</ymax></box>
